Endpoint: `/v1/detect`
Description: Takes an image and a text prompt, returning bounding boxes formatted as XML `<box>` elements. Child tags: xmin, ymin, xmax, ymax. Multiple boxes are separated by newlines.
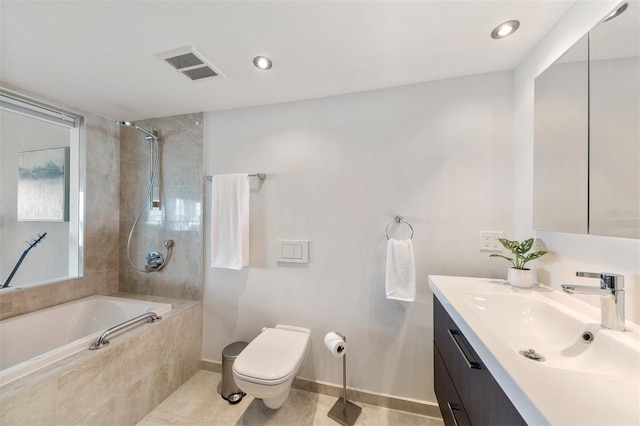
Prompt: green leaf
<box><xmin>515</xmin><ymin>238</ymin><xmax>534</xmax><ymax>255</ymax></box>
<box><xmin>489</xmin><ymin>254</ymin><xmax>514</xmax><ymax>261</ymax></box>
<box><xmin>498</xmin><ymin>238</ymin><xmax>519</xmax><ymax>251</ymax></box>
<box><xmin>489</xmin><ymin>254</ymin><xmax>516</xmax><ymax>267</ymax></box>
<box><xmin>493</xmin><ymin>237</ymin><xmax>547</xmax><ymax>269</ymax></box>
<box><xmin>523</xmin><ymin>250</ymin><xmax>548</xmax><ymax>262</ymax></box>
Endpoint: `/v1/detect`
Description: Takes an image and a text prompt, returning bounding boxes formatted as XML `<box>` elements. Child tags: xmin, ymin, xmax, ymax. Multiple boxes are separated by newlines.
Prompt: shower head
<box><xmin>115</xmin><ymin>120</ymin><xmax>158</xmax><ymax>141</ymax></box>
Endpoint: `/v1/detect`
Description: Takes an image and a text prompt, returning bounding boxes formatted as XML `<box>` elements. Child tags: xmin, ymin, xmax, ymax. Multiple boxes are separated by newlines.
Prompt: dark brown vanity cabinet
<box><xmin>434</xmin><ymin>296</ymin><xmax>526</xmax><ymax>426</ymax></box>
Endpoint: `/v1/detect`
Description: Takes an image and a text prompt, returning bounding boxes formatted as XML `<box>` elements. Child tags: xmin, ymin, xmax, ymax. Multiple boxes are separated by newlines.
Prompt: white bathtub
<box><xmin>0</xmin><ymin>295</ymin><xmax>171</xmax><ymax>387</ymax></box>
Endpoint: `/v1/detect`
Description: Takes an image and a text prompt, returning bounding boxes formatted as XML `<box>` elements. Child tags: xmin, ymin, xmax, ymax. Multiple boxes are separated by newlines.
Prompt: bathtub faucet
<box><xmin>143</xmin><ymin>240</ymin><xmax>175</xmax><ymax>273</ymax></box>
<box><xmin>561</xmin><ymin>272</ymin><xmax>625</xmax><ymax>331</ymax></box>
<box><xmin>145</xmin><ymin>251</ymin><xmax>165</xmax><ymax>272</ymax></box>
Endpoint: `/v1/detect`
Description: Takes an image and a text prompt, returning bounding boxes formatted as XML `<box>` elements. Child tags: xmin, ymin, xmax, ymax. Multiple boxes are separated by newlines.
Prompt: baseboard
<box><xmin>200</xmin><ymin>360</ymin><xmax>440</xmax><ymax>418</ymax></box>
<box><xmin>202</xmin><ymin>359</ymin><xmax>222</xmax><ymax>373</ymax></box>
<box><xmin>293</xmin><ymin>376</ymin><xmax>441</xmax><ymax>418</ymax></box>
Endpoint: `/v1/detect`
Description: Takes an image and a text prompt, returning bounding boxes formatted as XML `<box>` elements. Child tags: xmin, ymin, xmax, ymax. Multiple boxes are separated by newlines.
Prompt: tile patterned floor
<box><xmin>137</xmin><ymin>370</ymin><xmax>444</xmax><ymax>426</ymax></box>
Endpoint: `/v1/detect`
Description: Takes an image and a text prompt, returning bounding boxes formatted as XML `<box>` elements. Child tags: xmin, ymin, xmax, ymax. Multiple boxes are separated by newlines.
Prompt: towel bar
<box><xmin>205</xmin><ymin>173</ymin><xmax>266</xmax><ymax>182</ymax></box>
<box><xmin>385</xmin><ymin>216</ymin><xmax>414</xmax><ymax>240</ymax></box>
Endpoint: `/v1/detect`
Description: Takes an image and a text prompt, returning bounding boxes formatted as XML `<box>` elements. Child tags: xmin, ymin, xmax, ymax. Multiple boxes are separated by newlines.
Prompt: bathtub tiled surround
<box><xmin>0</xmin><ymin>82</ymin><xmax>120</xmax><ymax>320</ymax></box>
<box><xmin>119</xmin><ymin>113</ymin><xmax>204</xmax><ymax>300</ymax></box>
<box><xmin>0</xmin><ymin>295</ymin><xmax>202</xmax><ymax>425</ymax></box>
<box><xmin>1</xmin><ymin>296</ymin><xmax>171</xmax><ymax>387</ymax></box>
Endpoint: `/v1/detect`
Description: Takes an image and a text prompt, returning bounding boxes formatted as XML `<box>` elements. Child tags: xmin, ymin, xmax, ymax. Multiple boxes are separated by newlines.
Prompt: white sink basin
<box><xmin>429</xmin><ymin>275</ymin><xmax>640</xmax><ymax>426</ymax></box>
<box><xmin>464</xmin><ymin>291</ymin><xmax>639</xmax><ymax>378</ymax></box>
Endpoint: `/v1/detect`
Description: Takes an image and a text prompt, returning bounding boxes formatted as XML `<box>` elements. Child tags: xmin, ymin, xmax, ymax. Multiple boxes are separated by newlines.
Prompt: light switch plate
<box><xmin>277</xmin><ymin>240</ymin><xmax>309</xmax><ymax>263</ymax></box>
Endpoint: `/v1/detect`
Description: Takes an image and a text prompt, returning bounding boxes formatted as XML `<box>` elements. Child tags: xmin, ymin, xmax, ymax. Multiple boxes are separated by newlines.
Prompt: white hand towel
<box><xmin>210</xmin><ymin>174</ymin><xmax>250</xmax><ymax>270</ymax></box>
<box><xmin>385</xmin><ymin>239</ymin><xmax>416</xmax><ymax>301</ymax></box>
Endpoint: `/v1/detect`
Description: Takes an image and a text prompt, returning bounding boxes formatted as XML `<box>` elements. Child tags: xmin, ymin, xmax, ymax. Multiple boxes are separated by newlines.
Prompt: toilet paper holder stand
<box><xmin>327</xmin><ymin>332</ymin><xmax>362</xmax><ymax>426</ymax></box>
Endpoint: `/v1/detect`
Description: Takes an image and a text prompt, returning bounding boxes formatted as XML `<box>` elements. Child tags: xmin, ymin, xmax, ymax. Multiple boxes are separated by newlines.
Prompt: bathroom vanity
<box><xmin>434</xmin><ymin>296</ymin><xmax>524</xmax><ymax>425</ymax></box>
<box><xmin>429</xmin><ymin>275</ymin><xmax>640</xmax><ymax>426</ymax></box>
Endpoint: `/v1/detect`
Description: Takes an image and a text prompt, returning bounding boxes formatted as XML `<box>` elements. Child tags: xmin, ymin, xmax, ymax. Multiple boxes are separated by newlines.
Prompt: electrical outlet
<box><xmin>480</xmin><ymin>232</ymin><xmax>492</xmax><ymax>250</ymax></box>
<box><xmin>480</xmin><ymin>231</ymin><xmax>502</xmax><ymax>251</ymax></box>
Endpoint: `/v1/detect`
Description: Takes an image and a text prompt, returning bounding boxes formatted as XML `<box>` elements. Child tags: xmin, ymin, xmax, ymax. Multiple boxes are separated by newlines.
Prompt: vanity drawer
<box><xmin>434</xmin><ymin>296</ymin><xmax>525</xmax><ymax>426</ymax></box>
<box><xmin>434</xmin><ymin>297</ymin><xmax>486</xmax><ymax>421</ymax></box>
<box><xmin>434</xmin><ymin>343</ymin><xmax>472</xmax><ymax>426</ymax></box>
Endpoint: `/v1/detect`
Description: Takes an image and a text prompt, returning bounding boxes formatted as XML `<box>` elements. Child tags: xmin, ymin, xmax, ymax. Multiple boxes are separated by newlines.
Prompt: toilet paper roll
<box><xmin>324</xmin><ymin>332</ymin><xmax>346</xmax><ymax>358</ymax></box>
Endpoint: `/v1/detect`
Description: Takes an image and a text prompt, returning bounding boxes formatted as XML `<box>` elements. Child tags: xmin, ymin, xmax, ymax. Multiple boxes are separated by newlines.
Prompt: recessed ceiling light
<box><xmin>253</xmin><ymin>56</ymin><xmax>273</xmax><ymax>70</ymax></box>
<box><xmin>491</xmin><ymin>20</ymin><xmax>520</xmax><ymax>39</ymax></box>
<box><xmin>604</xmin><ymin>2</ymin><xmax>628</xmax><ymax>22</ymax></box>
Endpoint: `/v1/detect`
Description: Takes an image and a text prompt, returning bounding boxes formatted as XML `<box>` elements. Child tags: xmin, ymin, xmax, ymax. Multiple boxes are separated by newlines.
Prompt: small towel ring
<box><xmin>385</xmin><ymin>216</ymin><xmax>414</xmax><ymax>240</ymax></box>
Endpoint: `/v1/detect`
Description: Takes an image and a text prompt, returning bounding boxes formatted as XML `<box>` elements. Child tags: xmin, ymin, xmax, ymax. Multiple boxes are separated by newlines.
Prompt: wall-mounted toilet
<box><xmin>232</xmin><ymin>325</ymin><xmax>311</xmax><ymax>409</ymax></box>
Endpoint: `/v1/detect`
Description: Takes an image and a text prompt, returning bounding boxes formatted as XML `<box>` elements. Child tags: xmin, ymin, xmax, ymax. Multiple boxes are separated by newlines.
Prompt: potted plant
<box><xmin>490</xmin><ymin>238</ymin><xmax>547</xmax><ymax>288</ymax></box>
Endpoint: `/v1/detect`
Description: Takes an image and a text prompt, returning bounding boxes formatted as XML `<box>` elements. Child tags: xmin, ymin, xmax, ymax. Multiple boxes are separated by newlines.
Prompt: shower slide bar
<box><xmin>89</xmin><ymin>312</ymin><xmax>162</xmax><ymax>350</ymax></box>
<box><xmin>204</xmin><ymin>173</ymin><xmax>266</xmax><ymax>182</ymax></box>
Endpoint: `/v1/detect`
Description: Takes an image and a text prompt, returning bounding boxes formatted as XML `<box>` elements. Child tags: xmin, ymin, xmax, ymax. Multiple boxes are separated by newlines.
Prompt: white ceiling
<box><xmin>1</xmin><ymin>1</ymin><xmax>576</xmax><ymax>121</ymax></box>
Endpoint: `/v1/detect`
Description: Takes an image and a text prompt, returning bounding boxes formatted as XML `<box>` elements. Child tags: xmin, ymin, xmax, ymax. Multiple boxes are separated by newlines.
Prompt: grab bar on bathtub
<box><xmin>90</xmin><ymin>312</ymin><xmax>162</xmax><ymax>350</ymax></box>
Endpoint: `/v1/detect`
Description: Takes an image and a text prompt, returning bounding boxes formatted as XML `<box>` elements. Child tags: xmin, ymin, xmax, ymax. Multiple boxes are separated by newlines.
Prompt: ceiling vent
<box><xmin>155</xmin><ymin>46</ymin><xmax>223</xmax><ymax>81</ymax></box>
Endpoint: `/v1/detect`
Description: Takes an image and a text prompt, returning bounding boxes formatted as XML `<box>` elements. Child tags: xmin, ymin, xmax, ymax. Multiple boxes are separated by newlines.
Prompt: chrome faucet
<box><xmin>561</xmin><ymin>272</ymin><xmax>625</xmax><ymax>331</ymax></box>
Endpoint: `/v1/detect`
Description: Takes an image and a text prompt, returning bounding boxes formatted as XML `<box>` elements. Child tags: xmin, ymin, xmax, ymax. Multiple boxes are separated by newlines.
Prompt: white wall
<box><xmin>514</xmin><ymin>0</ymin><xmax>640</xmax><ymax>323</ymax></box>
<box><xmin>204</xmin><ymin>71</ymin><xmax>513</xmax><ymax>403</ymax></box>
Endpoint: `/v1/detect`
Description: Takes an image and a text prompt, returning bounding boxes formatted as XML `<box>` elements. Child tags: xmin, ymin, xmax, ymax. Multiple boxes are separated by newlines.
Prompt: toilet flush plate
<box><xmin>277</xmin><ymin>240</ymin><xmax>309</xmax><ymax>264</ymax></box>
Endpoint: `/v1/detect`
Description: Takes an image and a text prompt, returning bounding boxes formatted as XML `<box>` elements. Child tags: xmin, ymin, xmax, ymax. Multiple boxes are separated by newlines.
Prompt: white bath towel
<box><xmin>210</xmin><ymin>174</ymin><xmax>250</xmax><ymax>270</ymax></box>
<box><xmin>385</xmin><ymin>239</ymin><xmax>416</xmax><ymax>301</ymax></box>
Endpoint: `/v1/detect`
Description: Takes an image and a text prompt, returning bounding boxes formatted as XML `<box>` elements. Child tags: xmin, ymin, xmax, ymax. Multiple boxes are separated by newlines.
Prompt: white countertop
<box><xmin>428</xmin><ymin>275</ymin><xmax>640</xmax><ymax>426</ymax></box>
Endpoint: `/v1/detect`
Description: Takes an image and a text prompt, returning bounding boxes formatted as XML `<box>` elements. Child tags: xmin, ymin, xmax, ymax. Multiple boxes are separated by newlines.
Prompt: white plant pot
<box><xmin>507</xmin><ymin>267</ymin><xmax>534</xmax><ymax>289</ymax></box>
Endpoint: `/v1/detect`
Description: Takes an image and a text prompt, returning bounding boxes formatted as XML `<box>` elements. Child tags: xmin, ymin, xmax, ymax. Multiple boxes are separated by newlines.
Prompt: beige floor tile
<box><xmin>137</xmin><ymin>370</ymin><xmax>444</xmax><ymax>426</ymax></box>
<box><xmin>137</xmin><ymin>409</ymin><xmax>204</xmax><ymax>426</ymax></box>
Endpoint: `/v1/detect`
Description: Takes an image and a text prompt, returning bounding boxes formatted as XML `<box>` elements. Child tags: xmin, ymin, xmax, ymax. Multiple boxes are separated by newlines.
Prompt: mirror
<box><xmin>534</xmin><ymin>34</ymin><xmax>589</xmax><ymax>234</ymax></box>
<box><xmin>589</xmin><ymin>1</ymin><xmax>640</xmax><ymax>238</ymax></box>
<box><xmin>0</xmin><ymin>90</ymin><xmax>83</xmax><ymax>289</ymax></box>
<box><xmin>534</xmin><ymin>1</ymin><xmax>639</xmax><ymax>238</ymax></box>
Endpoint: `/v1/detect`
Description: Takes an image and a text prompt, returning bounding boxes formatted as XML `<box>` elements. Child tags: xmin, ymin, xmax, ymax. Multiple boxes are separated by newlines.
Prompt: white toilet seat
<box><xmin>233</xmin><ymin>367</ymin><xmax>295</xmax><ymax>386</ymax></box>
<box><xmin>233</xmin><ymin>327</ymin><xmax>310</xmax><ymax>386</ymax></box>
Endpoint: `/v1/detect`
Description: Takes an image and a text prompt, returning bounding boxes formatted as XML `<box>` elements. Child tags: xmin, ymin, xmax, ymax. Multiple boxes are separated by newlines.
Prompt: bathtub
<box><xmin>0</xmin><ymin>295</ymin><xmax>171</xmax><ymax>387</ymax></box>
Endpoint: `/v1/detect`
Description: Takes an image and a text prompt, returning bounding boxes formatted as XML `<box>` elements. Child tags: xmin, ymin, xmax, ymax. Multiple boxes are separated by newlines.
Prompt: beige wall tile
<box><xmin>0</xmin><ymin>376</ymin><xmax>57</xmax><ymax>426</ymax></box>
<box><xmin>118</xmin><ymin>113</ymin><xmax>204</xmax><ymax>301</ymax></box>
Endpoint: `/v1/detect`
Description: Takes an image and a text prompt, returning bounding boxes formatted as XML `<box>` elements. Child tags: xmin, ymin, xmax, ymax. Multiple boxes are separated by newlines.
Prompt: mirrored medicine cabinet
<box><xmin>534</xmin><ymin>1</ymin><xmax>639</xmax><ymax>239</ymax></box>
<box><xmin>0</xmin><ymin>89</ymin><xmax>84</xmax><ymax>289</ymax></box>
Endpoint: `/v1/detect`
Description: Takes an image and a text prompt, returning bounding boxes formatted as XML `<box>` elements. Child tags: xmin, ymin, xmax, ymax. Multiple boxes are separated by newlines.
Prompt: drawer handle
<box><xmin>448</xmin><ymin>329</ymin><xmax>481</xmax><ymax>369</ymax></box>
<box><xmin>447</xmin><ymin>402</ymin><xmax>465</xmax><ymax>426</ymax></box>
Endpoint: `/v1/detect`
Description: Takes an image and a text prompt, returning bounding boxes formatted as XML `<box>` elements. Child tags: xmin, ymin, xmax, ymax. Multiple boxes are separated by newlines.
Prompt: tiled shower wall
<box><xmin>0</xmin><ymin>83</ymin><xmax>120</xmax><ymax>320</ymax></box>
<box><xmin>118</xmin><ymin>113</ymin><xmax>204</xmax><ymax>300</ymax></box>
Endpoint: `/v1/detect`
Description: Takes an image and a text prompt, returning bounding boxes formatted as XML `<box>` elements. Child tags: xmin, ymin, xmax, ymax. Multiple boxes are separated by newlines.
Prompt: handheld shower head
<box><xmin>115</xmin><ymin>120</ymin><xmax>158</xmax><ymax>141</ymax></box>
<box><xmin>118</xmin><ymin>118</ymin><xmax>169</xmax><ymax>273</ymax></box>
